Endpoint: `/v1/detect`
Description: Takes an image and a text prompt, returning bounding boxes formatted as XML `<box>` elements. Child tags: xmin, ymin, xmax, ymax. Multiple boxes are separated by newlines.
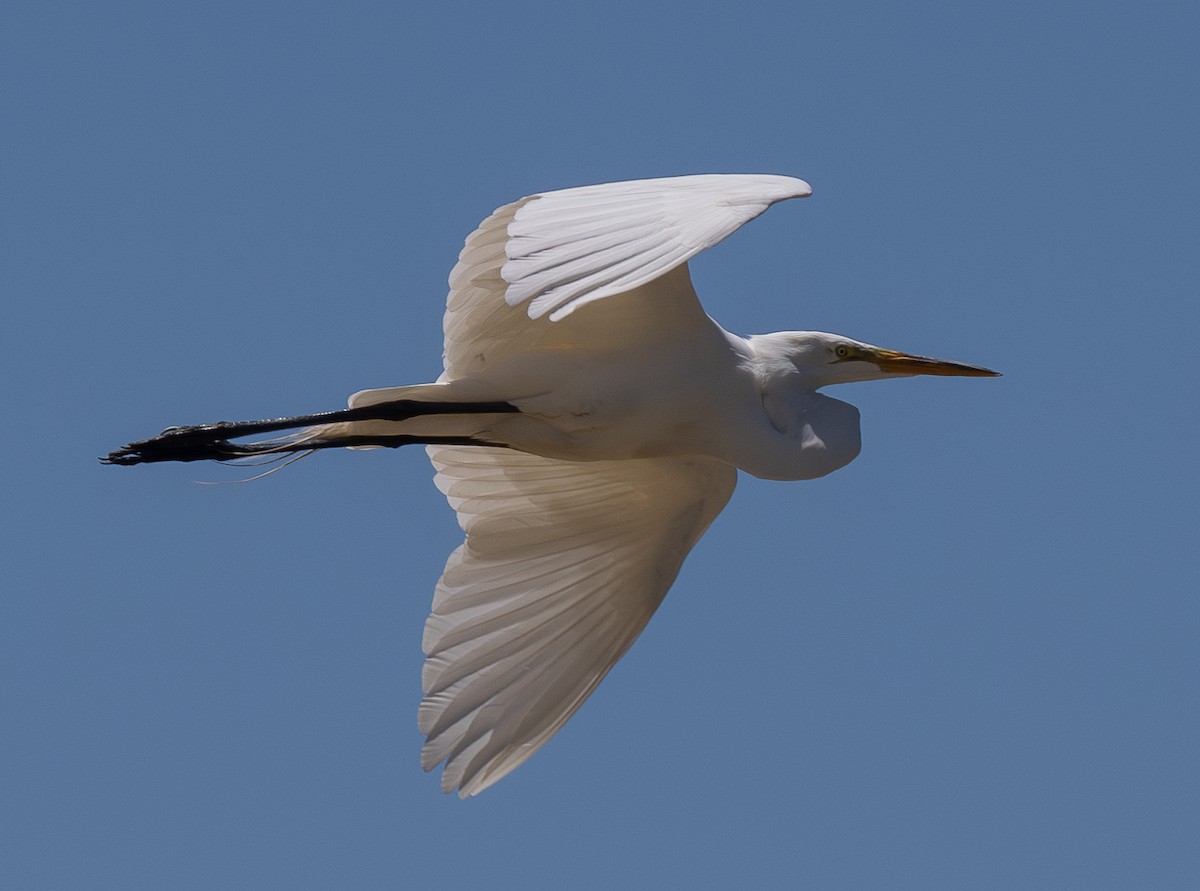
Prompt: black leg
<box><xmin>102</xmin><ymin>399</ymin><xmax>519</xmax><ymax>466</ymax></box>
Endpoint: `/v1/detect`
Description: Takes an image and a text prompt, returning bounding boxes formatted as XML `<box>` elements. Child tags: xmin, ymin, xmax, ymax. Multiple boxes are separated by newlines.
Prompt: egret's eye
<box><xmin>834</xmin><ymin>345</ymin><xmax>852</xmax><ymax>359</ymax></box>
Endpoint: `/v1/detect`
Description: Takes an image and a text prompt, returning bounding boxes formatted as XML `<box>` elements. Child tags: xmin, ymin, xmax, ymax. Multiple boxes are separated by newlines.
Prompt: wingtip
<box><xmin>787</xmin><ymin>175</ymin><xmax>813</xmax><ymax>197</ymax></box>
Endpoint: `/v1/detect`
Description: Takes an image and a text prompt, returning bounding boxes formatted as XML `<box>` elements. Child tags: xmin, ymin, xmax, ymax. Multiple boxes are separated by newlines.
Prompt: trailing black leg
<box><xmin>102</xmin><ymin>399</ymin><xmax>519</xmax><ymax>466</ymax></box>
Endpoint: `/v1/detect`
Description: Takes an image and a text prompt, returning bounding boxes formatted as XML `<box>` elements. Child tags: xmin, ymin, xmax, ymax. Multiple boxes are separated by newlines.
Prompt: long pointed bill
<box><xmin>871</xmin><ymin>348</ymin><xmax>1000</xmax><ymax>377</ymax></box>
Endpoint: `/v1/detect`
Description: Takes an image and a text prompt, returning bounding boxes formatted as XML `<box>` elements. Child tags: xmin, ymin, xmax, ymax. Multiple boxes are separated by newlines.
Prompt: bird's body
<box><xmin>106</xmin><ymin>174</ymin><xmax>998</xmax><ymax>796</ymax></box>
<box><xmin>338</xmin><ymin>321</ymin><xmax>865</xmax><ymax>481</ymax></box>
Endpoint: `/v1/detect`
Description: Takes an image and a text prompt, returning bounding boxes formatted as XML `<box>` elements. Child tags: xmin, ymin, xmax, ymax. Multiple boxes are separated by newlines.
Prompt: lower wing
<box><xmin>420</xmin><ymin>444</ymin><xmax>737</xmax><ymax>796</ymax></box>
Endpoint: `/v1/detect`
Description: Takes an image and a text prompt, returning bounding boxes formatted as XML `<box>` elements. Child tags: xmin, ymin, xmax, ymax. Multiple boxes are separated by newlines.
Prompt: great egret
<box><xmin>106</xmin><ymin>174</ymin><xmax>998</xmax><ymax>796</ymax></box>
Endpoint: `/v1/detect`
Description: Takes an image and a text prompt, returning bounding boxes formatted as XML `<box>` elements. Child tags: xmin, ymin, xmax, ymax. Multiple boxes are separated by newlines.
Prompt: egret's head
<box><xmin>752</xmin><ymin>331</ymin><xmax>1000</xmax><ymax>388</ymax></box>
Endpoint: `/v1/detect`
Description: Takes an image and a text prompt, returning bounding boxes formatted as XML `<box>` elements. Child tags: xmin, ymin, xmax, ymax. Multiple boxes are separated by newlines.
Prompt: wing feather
<box><xmin>420</xmin><ymin>445</ymin><xmax>736</xmax><ymax>796</ymax></box>
<box><xmin>503</xmin><ymin>173</ymin><xmax>811</xmax><ymax>320</ymax></box>
<box><xmin>439</xmin><ymin>173</ymin><xmax>810</xmax><ymax>380</ymax></box>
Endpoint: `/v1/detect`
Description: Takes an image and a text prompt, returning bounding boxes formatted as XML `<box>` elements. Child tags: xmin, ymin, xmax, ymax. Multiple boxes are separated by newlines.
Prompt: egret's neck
<box><xmin>717</xmin><ymin>334</ymin><xmax>864</xmax><ymax>481</ymax></box>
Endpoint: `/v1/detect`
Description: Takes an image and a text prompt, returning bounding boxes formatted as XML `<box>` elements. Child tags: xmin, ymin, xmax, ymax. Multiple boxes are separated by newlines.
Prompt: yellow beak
<box><xmin>871</xmin><ymin>348</ymin><xmax>1001</xmax><ymax>377</ymax></box>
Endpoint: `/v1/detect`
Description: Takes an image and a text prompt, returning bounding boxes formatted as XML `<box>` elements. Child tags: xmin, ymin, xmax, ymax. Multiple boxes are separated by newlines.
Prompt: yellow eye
<box><xmin>834</xmin><ymin>345</ymin><xmax>851</xmax><ymax>359</ymax></box>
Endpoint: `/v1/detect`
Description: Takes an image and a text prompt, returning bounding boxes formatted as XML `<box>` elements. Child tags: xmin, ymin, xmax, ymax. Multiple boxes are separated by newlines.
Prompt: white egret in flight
<box><xmin>106</xmin><ymin>174</ymin><xmax>998</xmax><ymax>796</ymax></box>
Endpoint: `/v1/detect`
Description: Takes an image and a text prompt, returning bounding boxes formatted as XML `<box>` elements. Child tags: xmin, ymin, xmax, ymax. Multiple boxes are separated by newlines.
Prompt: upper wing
<box><xmin>421</xmin><ymin>445</ymin><xmax>736</xmax><ymax>796</ymax></box>
<box><xmin>441</xmin><ymin>173</ymin><xmax>811</xmax><ymax>380</ymax></box>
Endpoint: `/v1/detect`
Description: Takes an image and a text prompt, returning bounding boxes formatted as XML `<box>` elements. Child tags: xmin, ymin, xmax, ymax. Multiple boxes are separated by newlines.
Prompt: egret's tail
<box><xmin>102</xmin><ymin>383</ymin><xmax>520</xmax><ymax>467</ymax></box>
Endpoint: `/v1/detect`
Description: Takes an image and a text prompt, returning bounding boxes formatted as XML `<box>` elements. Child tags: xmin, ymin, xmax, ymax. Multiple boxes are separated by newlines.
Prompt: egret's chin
<box><xmin>873</xmin><ymin>349</ymin><xmax>1001</xmax><ymax>378</ymax></box>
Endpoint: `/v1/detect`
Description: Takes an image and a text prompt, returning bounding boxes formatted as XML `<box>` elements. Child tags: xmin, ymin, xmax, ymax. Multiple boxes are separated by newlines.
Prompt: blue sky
<box><xmin>4</xmin><ymin>1</ymin><xmax>1197</xmax><ymax>887</ymax></box>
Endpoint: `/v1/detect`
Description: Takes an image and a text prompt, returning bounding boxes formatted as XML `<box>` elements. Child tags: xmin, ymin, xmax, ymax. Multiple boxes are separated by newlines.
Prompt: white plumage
<box><xmin>107</xmin><ymin>174</ymin><xmax>997</xmax><ymax>797</ymax></box>
<box><xmin>421</xmin><ymin>447</ymin><xmax>733</xmax><ymax>795</ymax></box>
<box><xmin>500</xmin><ymin>174</ymin><xmax>810</xmax><ymax>319</ymax></box>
